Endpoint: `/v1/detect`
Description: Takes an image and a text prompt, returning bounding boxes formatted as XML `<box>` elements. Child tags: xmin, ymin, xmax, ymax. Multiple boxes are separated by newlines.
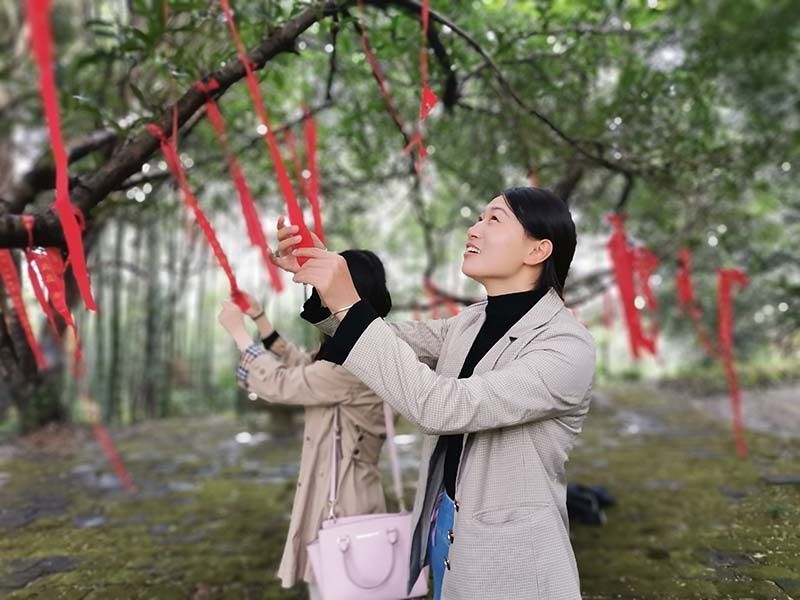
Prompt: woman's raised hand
<box><xmin>270</xmin><ymin>216</ymin><xmax>325</xmax><ymax>274</ymax></box>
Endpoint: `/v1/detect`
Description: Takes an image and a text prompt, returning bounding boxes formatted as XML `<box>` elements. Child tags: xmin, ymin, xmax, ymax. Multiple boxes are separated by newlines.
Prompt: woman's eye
<box><xmin>491</xmin><ymin>215</ymin><xmax>499</xmax><ymax>222</ymax></box>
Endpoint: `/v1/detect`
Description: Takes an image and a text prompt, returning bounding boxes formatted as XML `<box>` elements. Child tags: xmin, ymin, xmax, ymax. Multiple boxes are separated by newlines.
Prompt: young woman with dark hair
<box><xmin>218</xmin><ymin>245</ymin><xmax>393</xmax><ymax>599</ymax></box>
<box><xmin>279</xmin><ymin>187</ymin><xmax>595</xmax><ymax>600</ymax></box>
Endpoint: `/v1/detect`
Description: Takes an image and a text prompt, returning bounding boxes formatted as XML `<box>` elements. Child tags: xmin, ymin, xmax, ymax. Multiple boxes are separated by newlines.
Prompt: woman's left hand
<box><xmin>291</xmin><ymin>248</ymin><xmax>360</xmax><ymax>318</ymax></box>
<box><xmin>218</xmin><ymin>301</ymin><xmax>247</xmax><ymax>337</ymax></box>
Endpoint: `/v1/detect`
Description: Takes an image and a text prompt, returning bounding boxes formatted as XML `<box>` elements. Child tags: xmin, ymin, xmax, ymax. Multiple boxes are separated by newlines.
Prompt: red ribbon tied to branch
<box><xmin>194</xmin><ymin>79</ymin><xmax>283</xmax><ymax>293</ymax></box>
<box><xmin>147</xmin><ymin>123</ymin><xmax>248</xmax><ymax>312</ymax></box>
<box><xmin>25</xmin><ymin>0</ymin><xmax>96</xmax><ymax>311</ymax></box>
<box><xmin>605</xmin><ymin>214</ymin><xmax>657</xmax><ymax>359</ymax></box>
<box><xmin>717</xmin><ymin>267</ymin><xmax>749</xmax><ymax>458</ymax></box>
<box><xmin>218</xmin><ymin>0</ymin><xmax>314</xmax><ymax>263</ymax></box>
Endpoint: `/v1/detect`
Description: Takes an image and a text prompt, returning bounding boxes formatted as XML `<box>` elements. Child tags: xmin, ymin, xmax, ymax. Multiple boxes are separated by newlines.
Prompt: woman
<box><xmin>217</xmin><ymin>246</ymin><xmax>393</xmax><ymax>599</ymax></box>
<box><xmin>281</xmin><ymin>187</ymin><xmax>595</xmax><ymax>600</ymax></box>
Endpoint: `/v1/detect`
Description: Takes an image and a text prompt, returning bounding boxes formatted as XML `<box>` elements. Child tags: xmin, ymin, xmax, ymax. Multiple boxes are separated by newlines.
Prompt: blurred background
<box><xmin>0</xmin><ymin>1</ymin><xmax>798</xmax><ymax>598</ymax></box>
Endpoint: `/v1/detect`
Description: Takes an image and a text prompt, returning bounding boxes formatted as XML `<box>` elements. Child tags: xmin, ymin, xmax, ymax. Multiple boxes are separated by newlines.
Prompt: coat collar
<box><xmin>441</xmin><ymin>288</ymin><xmax>565</xmax><ymax>376</ymax></box>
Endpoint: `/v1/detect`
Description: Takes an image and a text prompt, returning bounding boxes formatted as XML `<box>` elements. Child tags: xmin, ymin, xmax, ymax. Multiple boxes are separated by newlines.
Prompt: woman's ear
<box><xmin>523</xmin><ymin>239</ymin><xmax>553</xmax><ymax>267</ymax></box>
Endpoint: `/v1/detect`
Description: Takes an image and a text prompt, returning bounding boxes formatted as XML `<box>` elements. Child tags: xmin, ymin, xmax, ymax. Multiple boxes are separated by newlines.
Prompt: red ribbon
<box><xmin>0</xmin><ymin>250</ymin><xmax>47</xmax><ymax>370</ymax></box>
<box><xmin>406</xmin><ymin>0</ymin><xmax>440</xmax><ymax>174</ymax></box>
<box><xmin>21</xmin><ymin>217</ymin><xmax>59</xmax><ymax>338</ymax></box>
<box><xmin>303</xmin><ymin>109</ymin><xmax>324</xmax><ymax>244</ymax></box>
<box><xmin>283</xmin><ymin>115</ymin><xmax>325</xmax><ymax>245</ymax></box>
<box><xmin>194</xmin><ymin>79</ymin><xmax>283</xmax><ymax>293</ymax></box>
<box><xmin>147</xmin><ymin>124</ymin><xmax>249</xmax><ymax>312</ymax></box>
<box><xmin>25</xmin><ymin>0</ymin><xmax>96</xmax><ymax>311</ymax></box>
<box><xmin>356</xmin><ymin>0</ymin><xmax>428</xmax><ymax>172</ymax></box>
<box><xmin>605</xmin><ymin>214</ymin><xmax>657</xmax><ymax>358</ymax></box>
<box><xmin>675</xmin><ymin>248</ymin><xmax>717</xmax><ymax>358</ymax></box>
<box><xmin>218</xmin><ymin>0</ymin><xmax>314</xmax><ymax>264</ymax></box>
<box><xmin>30</xmin><ymin>248</ymin><xmax>85</xmax><ymax>377</ymax></box>
<box><xmin>92</xmin><ymin>422</ymin><xmax>135</xmax><ymax>492</ymax></box>
<box><xmin>717</xmin><ymin>267</ymin><xmax>749</xmax><ymax>458</ymax></box>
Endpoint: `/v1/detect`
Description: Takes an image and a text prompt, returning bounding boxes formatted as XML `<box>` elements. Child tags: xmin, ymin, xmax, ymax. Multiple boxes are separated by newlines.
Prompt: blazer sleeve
<box><xmin>301</xmin><ymin>287</ymin><xmax>451</xmax><ymax>368</ymax></box>
<box><xmin>236</xmin><ymin>345</ymin><xmax>350</xmax><ymax>407</ymax></box>
<box><xmin>339</xmin><ymin>317</ymin><xmax>596</xmax><ymax>435</ymax></box>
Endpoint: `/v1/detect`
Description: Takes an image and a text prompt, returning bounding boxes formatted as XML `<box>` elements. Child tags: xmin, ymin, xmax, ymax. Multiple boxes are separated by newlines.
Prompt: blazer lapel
<box><xmin>473</xmin><ymin>288</ymin><xmax>565</xmax><ymax>374</ymax></box>
<box><xmin>439</xmin><ymin>307</ymin><xmax>485</xmax><ymax>376</ymax></box>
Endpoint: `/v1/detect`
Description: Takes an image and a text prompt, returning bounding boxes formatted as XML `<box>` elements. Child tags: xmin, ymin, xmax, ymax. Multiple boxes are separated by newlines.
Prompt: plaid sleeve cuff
<box><xmin>236</xmin><ymin>344</ymin><xmax>267</xmax><ymax>384</ymax></box>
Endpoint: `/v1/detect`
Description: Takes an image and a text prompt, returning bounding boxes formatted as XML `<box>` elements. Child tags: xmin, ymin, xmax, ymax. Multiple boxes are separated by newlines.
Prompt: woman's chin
<box><xmin>461</xmin><ymin>262</ymin><xmax>482</xmax><ymax>284</ymax></box>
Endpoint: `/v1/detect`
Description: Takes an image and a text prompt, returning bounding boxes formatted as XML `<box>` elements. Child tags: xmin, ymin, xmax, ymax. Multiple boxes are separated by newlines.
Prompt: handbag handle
<box><xmin>327</xmin><ymin>402</ymin><xmax>407</xmax><ymax>519</ymax></box>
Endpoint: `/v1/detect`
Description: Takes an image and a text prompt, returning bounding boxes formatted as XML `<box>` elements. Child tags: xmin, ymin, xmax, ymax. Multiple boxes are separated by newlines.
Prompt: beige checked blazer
<box><xmin>312</xmin><ymin>287</ymin><xmax>595</xmax><ymax>599</ymax></box>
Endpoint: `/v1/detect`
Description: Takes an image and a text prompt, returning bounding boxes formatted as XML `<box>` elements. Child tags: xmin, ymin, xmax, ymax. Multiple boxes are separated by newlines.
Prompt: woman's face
<box><xmin>461</xmin><ymin>195</ymin><xmax>551</xmax><ymax>292</ymax></box>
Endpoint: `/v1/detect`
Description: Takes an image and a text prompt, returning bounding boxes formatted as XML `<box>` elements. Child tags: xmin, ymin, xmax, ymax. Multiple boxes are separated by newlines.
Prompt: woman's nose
<box><xmin>467</xmin><ymin>222</ymin><xmax>481</xmax><ymax>238</ymax></box>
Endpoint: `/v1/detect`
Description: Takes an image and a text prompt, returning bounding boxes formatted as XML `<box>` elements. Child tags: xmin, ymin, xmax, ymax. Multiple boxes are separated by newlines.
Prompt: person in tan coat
<box><xmin>218</xmin><ymin>248</ymin><xmax>393</xmax><ymax>599</ymax></box>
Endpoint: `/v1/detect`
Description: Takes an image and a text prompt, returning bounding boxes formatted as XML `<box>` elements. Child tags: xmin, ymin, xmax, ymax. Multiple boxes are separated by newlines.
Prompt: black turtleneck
<box><xmin>301</xmin><ymin>284</ymin><xmax>550</xmax><ymax>498</ymax></box>
<box><xmin>440</xmin><ymin>286</ymin><xmax>549</xmax><ymax>498</ymax></box>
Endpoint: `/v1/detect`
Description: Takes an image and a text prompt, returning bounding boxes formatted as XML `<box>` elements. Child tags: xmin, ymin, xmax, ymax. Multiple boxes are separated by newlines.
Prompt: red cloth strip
<box><xmin>92</xmin><ymin>422</ymin><xmax>135</xmax><ymax>492</ymax></box>
<box><xmin>675</xmin><ymin>248</ymin><xmax>717</xmax><ymax>358</ymax></box>
<box><xmin>218</xmin><ymin>0</ymin><xmax>314</xmax><ymax>264</ymax></box>
<box><xmin>717</xmin><ymin>268</ymin><xmax>749</xmax><ymax>458</ymax></box>
<box><xmin>0</xmin><ymin>250</ymin><xmax>47</xmax><ymax>370</ymax></box>
<box><xmin>605</xmin><ymin>214</ymin><xmax>656</xmax><ymax>358</ymax></box>
<box><xmin>147</xmin><ymin>124</ymin><xmax>248</xmax><ymax>312</ymax></box>
<box><xmin>22</xmin><ymin>216</ymin><xmax>60</xmax><ymax>338</ymax></box>
<box><xmin>33</xmin><ymin>248</ymin><xmax>84</xmax><ymax>377</ymax></box>
<box><xmin>25</xmin><ymin>0</ymin><xmax>95</xmax><ymax>311</ymax></box>
<box><xmin>303</xmin><ymin>109</ymin><xmax>324</xmax><ymax>244</ymax></box>
<box><xmin>194</xmin><ymin>80</ymin><xmax>283</xmax><ymax>292</ymax></box>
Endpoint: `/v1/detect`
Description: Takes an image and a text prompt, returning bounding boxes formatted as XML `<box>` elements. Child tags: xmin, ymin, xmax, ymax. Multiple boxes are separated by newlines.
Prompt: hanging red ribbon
<box><xmin>0</xmin><ymin>250</ymin><xmax>47</xmax><ymax>370</ymax></box>
<box><xmin>356</xmin><ymin>0</ymin><xmax>428</xmax><ymax>172</ymax></box>
<box><xmin>21</xmin><ymin>216</ymin><xmax>60</xmax><ymax>338</ymax></box>
<box><xmin>25</xmin><ymin>0</ymin><xmax>95</xmax><ymax>311</ymax></box>
<box><xmin>283</xmin><ymin>115</ymin><xmax>326</xmax><ymax>245</ymax></box>
<box><xmin>92</xmin><ymin>421</ymin><xmax>136</xmax><ymax>492</ymax></box>
<box><xmin>403</xmin><ymin>0</ymin><xmax>440</xmax><ymax>174</ymax></box>
<box><xmin>634</xmin><ymin>247</ymin><xmax>660</xmax><ymax>311</ymax></box>
<box><xmin>605</xmin><ymin>214</ymin><xmax>657</xmax><ymax>359</ymax></box>
<box><xmin>633</xmin><ymin>246</ymin><xmax>660</xmax><ymax>350</ymax></box>
<box><xmin>675</xmin><ymin>248</ymin><xmax>717</xmax><ymax>358</ymax></box>
<box><xmin>717</xmin><ymin>268</ymin><xmax>749</xmax><ymax>458</ymax></box>
<box><xmin>303</xmin><ymin>109</ymin><xmax>324</xmax><ymax>244</ymax></box>
<box><xmin>194</xmin><ymin>79</ymin><xmax>283</xmax><ymax>293</ymax></box>
<box><xmin>147</xmin><ymin>124</ymin><xmax>249</xmax><ymax>312</ymax></box>
<box><xmin>217</xmin><ymin>0</ymin><xmax>314</xmax><ymax>263</ymax></box>
<box><xmin>31</xmin><ymin>248</ymin><xmax>85</xmax><ymax>377</ymax></box>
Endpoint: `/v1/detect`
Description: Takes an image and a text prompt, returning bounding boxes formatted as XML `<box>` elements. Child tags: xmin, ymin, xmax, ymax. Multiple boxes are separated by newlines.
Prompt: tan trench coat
<box><xmin>238</xmin><ymin>339</ymin><xmax>387</xmax><ymax>588</ymax></box>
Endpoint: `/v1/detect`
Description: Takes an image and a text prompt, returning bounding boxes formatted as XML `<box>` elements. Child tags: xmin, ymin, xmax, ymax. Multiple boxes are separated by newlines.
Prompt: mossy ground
<box><xmin>1</xmin><ymin>384</ymin><xmax>798</xmax><ymax>599</ymax></box>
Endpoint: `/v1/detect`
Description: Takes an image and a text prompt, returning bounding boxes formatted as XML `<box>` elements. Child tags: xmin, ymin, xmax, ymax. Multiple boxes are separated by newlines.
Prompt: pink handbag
<box><xmin>307</xmin><ymin>403</ymin><xmax>429</xmax><ymax>600</ymax></box>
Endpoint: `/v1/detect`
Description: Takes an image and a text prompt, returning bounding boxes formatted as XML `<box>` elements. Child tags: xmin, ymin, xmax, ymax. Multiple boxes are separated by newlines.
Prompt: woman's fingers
<box><xmin>309</xmin><ymin>231</ymin><xmax>326</xmax><ymax>250</ymax></box>
<box><xmin>277</xmin><ymin>234</ymin><xmax>303</xmax><ymax>255</ymax></box>
<box><xmin>292</xmin><ymin>247</ymin><xmax>328</xmax><ymax>258</ymax></box>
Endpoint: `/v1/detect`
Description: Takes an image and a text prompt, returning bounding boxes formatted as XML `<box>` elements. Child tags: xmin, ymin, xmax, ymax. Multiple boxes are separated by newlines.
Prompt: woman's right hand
<box><xmin>270</xmin><ymin>215</ymin><xmax>325</xmax><ymax>274</ymax></box>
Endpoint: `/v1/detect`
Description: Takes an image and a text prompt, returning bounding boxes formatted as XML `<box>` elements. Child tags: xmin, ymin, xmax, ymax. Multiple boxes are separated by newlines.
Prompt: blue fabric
<box><xmin>428</xmin><ymin>490</ymin><xmax>456</xmax><ymax>600</ymax></box>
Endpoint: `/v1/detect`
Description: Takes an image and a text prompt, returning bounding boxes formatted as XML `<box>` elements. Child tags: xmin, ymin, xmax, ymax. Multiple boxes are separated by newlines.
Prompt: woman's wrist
<box><xmin>233</xmin><ymin>329</ymin><xmax>254</xmax><ymax>352</ymax></box>
<box><xmin>254</xmin><ymin>313</ymin><xmax>272</xmax><ymax>337</ymax></box>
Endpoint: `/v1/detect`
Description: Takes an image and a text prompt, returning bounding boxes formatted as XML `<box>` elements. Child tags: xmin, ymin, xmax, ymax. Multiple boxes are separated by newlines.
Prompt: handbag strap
<box><xmin>327</xmin><ymin>402</ymin><xmax>407</xmax><ymax>519</ymax></box>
